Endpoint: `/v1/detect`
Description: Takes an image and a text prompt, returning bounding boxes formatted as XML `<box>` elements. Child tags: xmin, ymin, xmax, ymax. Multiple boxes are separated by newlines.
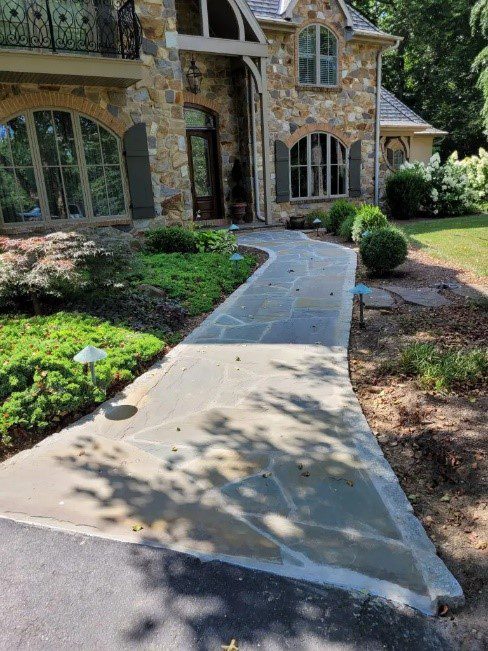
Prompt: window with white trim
<box><xmin>290</xmin><ymin>133</ymin><xmax>347</xmax><ymax>199</ymax></box>
<box><xmin>0</xmin><ymin>109</ymin><xmax>128</xmax><ymax>226</ymax></box>
<box><xmin>298</xmin><ymin>25</ymin><xmax>338</xmax><ymax>87</ymax></box>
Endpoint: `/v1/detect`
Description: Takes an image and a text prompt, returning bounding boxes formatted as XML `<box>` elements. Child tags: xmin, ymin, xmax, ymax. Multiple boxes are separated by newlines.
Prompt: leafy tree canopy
<box><xmin>349</xmin><ymin>0</ymin><xmax>487</xmax><ymax>158</ymax></box>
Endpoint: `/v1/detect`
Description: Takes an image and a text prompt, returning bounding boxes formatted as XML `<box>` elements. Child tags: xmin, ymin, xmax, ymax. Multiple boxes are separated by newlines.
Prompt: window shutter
<box><xmin>275</xmin><ymin>139</ymin><xmax>290</xmax><ymax>203</ymax></box>
<box><xmin>349</xmin><ymin>139</ymin><xmax>362</xmax><ymax>198</ymax></box>
<box><xmin>123</xmin><ymin>123</ymin><xmax>155</xmax><ymax>219</ymax></box>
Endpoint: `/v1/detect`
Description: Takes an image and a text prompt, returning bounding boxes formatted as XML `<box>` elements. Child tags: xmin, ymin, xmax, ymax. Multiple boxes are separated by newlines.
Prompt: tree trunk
<box><xmin>31</xmin><ymin>295</ymin><xmax>42</xmax><ymax>316</ymax></box>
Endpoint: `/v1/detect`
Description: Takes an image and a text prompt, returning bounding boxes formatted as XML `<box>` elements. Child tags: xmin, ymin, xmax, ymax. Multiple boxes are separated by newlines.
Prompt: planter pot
<box><xmin>231</xmin><ymin>202</ymin><xmax>247</xmax><ymax>222</ymax></box>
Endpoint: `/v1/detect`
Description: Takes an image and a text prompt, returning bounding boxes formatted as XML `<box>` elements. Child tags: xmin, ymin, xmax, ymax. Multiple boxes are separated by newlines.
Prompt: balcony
<box><xmin>0</xmin><ymin>1</ymin><xmax>144</xmax><ymax>87</ymax></box>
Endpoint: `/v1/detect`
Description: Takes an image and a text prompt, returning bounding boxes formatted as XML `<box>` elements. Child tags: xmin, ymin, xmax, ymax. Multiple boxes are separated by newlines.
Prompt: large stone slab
<box><xmin>382</xmin><ymin>284</ymin><xmax>450</xmax><ymax>307</ymax></box>
<box><xmin>364</xmin><ymin>287</ymin><xmax>396</xmax><ymax>309</ymax></box>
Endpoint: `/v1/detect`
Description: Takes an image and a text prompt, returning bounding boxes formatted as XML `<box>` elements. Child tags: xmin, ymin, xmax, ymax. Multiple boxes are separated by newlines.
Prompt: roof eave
<box><xmin>381</xmin><ymin>122</ymin><xmax>448</xmax><ymax>136</ymax></box>
<box><xmin>257</xmin><ymin>16</ymin><xmax>299</xmax><ymax>31</ymax></box>
<box><xmin>349</xmin><ymin>30</ymin><xmax>402</xmax><ymax>46</ymax></box>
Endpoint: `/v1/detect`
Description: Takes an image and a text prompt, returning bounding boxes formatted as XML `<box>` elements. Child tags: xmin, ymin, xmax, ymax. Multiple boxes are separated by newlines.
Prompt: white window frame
<box><xmin>290</xmin><ymin>132</ymin><xmax>349</xmax><ymax>201</ymax></box>
<box><xmin>298</xmin><ymin>24</ymin><xmax>339</xmax><ymax>88</ymax></box>
<box><xmin>0</xmin><ymin>108</ymin><xmax>130</xmax><ymax>228</ymax></box>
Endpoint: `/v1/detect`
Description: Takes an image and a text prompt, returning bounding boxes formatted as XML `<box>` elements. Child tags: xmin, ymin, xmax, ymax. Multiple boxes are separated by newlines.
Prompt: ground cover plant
<box><xmin>0</xmin><ymin>312</ymin><xmax>163</xmax><ymax>448</ymax></box>
<box><xmin>401</xmin><ymin>214</ymin><xmax>488</xmax><ymax>276</ymax></box>
<box><xmin>139</xmin><ymin>252</ymin><xmax>255</xmax><ymax>315</ymax></box>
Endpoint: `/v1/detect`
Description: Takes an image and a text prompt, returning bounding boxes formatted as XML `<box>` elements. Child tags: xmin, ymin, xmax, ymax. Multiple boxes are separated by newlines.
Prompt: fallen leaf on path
<box><xmin>301</xmin><ymin>471</ymin><xmax>311</xmax><ymax>477</ymax></box>
<box><xmin>132</xmin><ymin>525</ymin><xmax>143</xmax><ymax>532</ymax></box>
<box><xmin>222</xmin><ymin>640</ymin><xmax>238</xmax><ymax>651</ymax></box>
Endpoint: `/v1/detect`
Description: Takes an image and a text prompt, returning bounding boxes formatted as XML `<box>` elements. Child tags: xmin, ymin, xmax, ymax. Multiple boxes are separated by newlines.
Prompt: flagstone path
<box><xmin>0</xmin><ymin>230</ymin><xmax>462</xmax><ymax>614</ymax></box>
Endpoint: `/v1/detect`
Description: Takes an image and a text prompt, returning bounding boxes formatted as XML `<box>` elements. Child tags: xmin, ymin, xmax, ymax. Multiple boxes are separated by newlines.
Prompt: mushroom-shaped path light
<box><xmin>348</xmin><ymin>284</ymin><xmax>373</xmax><ymax>328</ymax></box>
<box><xmin>73</xmin><ymin>346</ymin><xmax>107</xmax><ymax>384</ymax></box>
<box><xmin>313</xmin><ymin>218</ymin><xmax>322</xmax><ymax>237</ymax></box>
<box><xmin>228</xmin><ymin>223</ymin><xmax>240</xmax><ymax>233</ymax></box>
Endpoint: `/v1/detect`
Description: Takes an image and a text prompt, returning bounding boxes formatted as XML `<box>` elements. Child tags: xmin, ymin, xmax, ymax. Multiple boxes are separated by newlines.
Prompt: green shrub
<box><xmin>385</xmin><ymin>168</ymin><xmax>430</xmax><ymax>220</ymax></box>
<box><xmin>325</xmin><ymin>200</ymin><xmax>357</xmax><ymax>235</ymax></box>
<box><xmin>352</xmin><ymin>205</ymin><xmax>389</xmax><ymax>243</ymax></box>
<box><xmin>304</xmin><ymin>210</ymin><xmax>328</xmax><ymax>229</ymax></box>
<box><xmin>360</xmin><ymin>226</ymin><xmax>408</xmax><ymax>274</ymax></box>
<box><xmin>339</xmin><ymin>214</ymin><xmax>355</xmax><ymax>241</ymax></box>
<box><xmin>0</xmin><ymin>312</ymin><xmax>163</xmax><ymax>447</ymax></box>
<box><xmin>194</xmin><ymin>229</ymin><xmax>237</xmax><ymax>254</ymax></box>
<box><xmin>140</xmin><ymin>252</ymin><xmax>255</xmax><ymax>316</ymax></box>
<box><xmin>397</xmin><ymin>342</ymin><xmax>488</xmax><ymax>392</ymax></box>
<box><xmin>145</xmin><ymin>227</ymin><xmax>197</xmax><ymax>254</ymax></box>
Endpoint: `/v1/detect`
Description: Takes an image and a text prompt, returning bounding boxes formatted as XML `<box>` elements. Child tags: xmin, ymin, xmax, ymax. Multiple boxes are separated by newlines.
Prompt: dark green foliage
<box><xmin>304</xmin><ymin>209</ymin><xmax>328</xmax><ymax>228</ymax></box>
<box><xmin>64</xmin><ymin>289</ymin><xmax>187</xmax><ymax>338</ymax></box>
<box><xmin>140</xmin><ymin>252</ymin><xmax>256</xmax><ymax>316</ymax></box>
<box><xmin>385</xmin><ymin>168</ymin><xmax>430</xmax><ymax>220</ymax></box>
<box><xmin>349</xmin><ymin>0</ymin><xmax>486</xmax><ymax>158</ymax></box>
<box><xmin>360</xmin><ymin>226</ymin><xmax>408</xmax><ymax>274</ymax></box>
<box><xmin>352</xmin><ymin>205</ymin><xmax>389</xmax><ymax>243</ymax></box>
<box><xmin>325</xmin><ymin>200</ymin><xmax>357</xmax><ymax>235</ymax></box>
<box><xmin>145</xmin><ymin>227</ymin><xmax>197</xmax><ymax>254</ymax></box>
<box><xmin>396</xmin><ymin>342</ymin><xmax>488</xmax><ymax>392</ymax></box>
<box><xmin>338</xmin><ymin>214</ymin><xmax>355</xmax><ymax>241</ymax></box>
<box><xmin>0</xmin><ymin>312</ymin><xmax>163</xmax><ymax>447</ymax></box>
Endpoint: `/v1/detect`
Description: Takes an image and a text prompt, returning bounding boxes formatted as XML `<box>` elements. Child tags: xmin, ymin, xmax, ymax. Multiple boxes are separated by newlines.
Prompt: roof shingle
<box><xmin>380</xmin><ymin>87</ymin><xmax>429</xmax><ymax>126</ymax></box>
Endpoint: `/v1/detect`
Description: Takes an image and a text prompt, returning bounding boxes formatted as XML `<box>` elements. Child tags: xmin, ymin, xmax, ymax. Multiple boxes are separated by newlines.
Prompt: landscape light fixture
<box><xmin>228</xmin><ymin>223</ymin><xmax>240</xmax><ymax>232</ymax></box>
<box><xmin>73</xmin><ymin>345</ymin><xmax>107</xmax><ymax>384</ymax></box>
<box><xmin>348</xmin><ymin>283</ymin><xmax>373</xmax><ymax>328</ymax></box>
<box><xmin>229</xmin><ymin>252</ymin><xmax>244</xmax><ymax>271</ymax></box>
<box><xmin>313</xmin><ymin>218</ymin><xmax>322</xmax><ymax>237</ymax></box>
<box><xmin>186</xmin><ymin>57</ymin><xmax>203</xmax><ymax>94</ymax></box>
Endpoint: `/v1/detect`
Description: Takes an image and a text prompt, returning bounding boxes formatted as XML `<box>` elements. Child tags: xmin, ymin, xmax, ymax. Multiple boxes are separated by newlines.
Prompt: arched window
<box><xmin>298</xmin><ymin>25</ymin><xmax>338</xmax><ymax>87</ymax></box>
<box><xmin>290</xmin><ymin>133</ymin><xmax>347</xmax><ymax>199</ymax></box>
<box><xmin>0</xmin><ymin>109</ymin><xmax>128</xmax><ymax>226</ymax></box>
<box><xmin>386</xmin><ymin>138</ymin><xmax>408</xmax><ymax>171</ymax></box>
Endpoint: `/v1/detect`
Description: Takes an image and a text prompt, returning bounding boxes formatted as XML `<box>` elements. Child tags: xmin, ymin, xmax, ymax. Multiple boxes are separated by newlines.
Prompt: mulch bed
<box><xmin>306</xmin><ymin>230</ymin><xmax>487</xmax><ymax>648</ymax></box>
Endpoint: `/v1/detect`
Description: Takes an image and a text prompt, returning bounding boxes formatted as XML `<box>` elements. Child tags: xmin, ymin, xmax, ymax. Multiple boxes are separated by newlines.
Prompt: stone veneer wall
<box><xmin>0</xmin><ymin>0</ymin><xmax>192</xmax><ymax>228</ymax></box>
<box><xmin>264</xmin><ymin>0</ymin><xmax>380</xmax><ymax>223</ymax></box>
<box><xmin>179</xmin><ymin>52</ymin><xmax>253</xmax><ymax>221</ymax></box>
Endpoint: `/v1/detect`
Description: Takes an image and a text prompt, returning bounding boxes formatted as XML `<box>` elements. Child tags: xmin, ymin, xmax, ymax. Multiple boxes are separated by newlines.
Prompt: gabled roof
<box><xmin>381</xmin><ymin>87</ymin><xmax>447</xmax><ymax>135</ymax></box>
<box><xmin>246</xmin><ymin>1</ymin><xmax>386</xmax><ymax>37</ymax></box>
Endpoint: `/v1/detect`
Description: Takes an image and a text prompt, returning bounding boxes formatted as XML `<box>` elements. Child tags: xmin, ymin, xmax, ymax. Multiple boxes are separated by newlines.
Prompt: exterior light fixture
<box><xmin>228</xmin><ymin>223</ymin><xmax>240</xmax><ymax>233</ymax></box>
<box><xmin>74</xmin><ymin>345</ymin><xmax>107</xmax><ymax>384</ymax></box>
<box><xmin>348</xmin><ymin>283</ymin><xmax>372</xmax><ymax>328</ymax></box>
<box><xmin>229</xmin><ymin>252</ymin><xmax>244</xmax><ymax>271</ymax></box>
<box><xmin>186</xmin><ymin>57</ymin><xmax>203</xmax><ymax>94</ymax></box>
<box><xmin>313</xmin><ymin>218</ymin><xmax>322</xmax><ymax>237</ymax></box>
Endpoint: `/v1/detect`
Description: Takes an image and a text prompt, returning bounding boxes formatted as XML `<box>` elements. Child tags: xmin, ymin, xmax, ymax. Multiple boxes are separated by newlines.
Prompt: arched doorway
<box><xmin>184</xmin><ymin>104</ymin><xmax>223</xmax><ymax>221</ymax></box>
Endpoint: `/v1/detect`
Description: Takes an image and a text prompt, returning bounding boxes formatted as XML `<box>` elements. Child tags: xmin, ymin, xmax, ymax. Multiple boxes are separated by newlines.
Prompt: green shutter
<box><xmin>349</xmin><ymin>139</ymin><xmax>362</xmax><ymax>198</ymax></box>
<box><xmin>123</xmin><ymin>123</ymin><xmax>155</xmax><ymax>219</ymax></box>
<box><xmin>275</xmin><ymin>139</ymin><xmax>290</xmax><ymax>203</ymax></box>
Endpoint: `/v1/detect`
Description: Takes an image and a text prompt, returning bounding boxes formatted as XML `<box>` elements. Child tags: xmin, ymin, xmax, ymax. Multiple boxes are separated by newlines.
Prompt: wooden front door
<box><xmin>185</xmin><ymin>106</ymin><xmax>222</xmax><ymax>221</ymax></box>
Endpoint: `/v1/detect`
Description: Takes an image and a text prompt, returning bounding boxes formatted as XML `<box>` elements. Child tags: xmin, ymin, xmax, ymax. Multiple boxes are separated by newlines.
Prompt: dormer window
<box><xmin>298</xmin><ymin>25</ymin><xmax>338</xmax><ymax>87</ymax></box>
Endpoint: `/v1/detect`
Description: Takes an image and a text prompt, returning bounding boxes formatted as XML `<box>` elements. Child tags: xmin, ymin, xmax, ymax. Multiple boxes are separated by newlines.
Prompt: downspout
<box><xmin>248</xmin><ymin>70</ymin><xmax>265</xmax><ymax>222</ymax></box>
<box><xmin>374</xmin><ymin>49</ymin><xmax>382</xmax><ymax>206</ymax></box>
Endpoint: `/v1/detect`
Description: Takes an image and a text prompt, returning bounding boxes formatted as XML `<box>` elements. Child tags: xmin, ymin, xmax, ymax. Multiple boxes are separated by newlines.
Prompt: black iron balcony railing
<box><xmin>0</xmin><ymin>0</ymin><xmax>141</xmax><ymax>59</ymax></box>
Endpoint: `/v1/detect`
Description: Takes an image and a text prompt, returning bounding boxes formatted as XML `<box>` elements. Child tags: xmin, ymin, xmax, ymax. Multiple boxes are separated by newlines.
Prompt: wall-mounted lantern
<box><xmin>186</xmin><ymin>57</ymin><xmax>203</xmax><ymax>94</ymax></box>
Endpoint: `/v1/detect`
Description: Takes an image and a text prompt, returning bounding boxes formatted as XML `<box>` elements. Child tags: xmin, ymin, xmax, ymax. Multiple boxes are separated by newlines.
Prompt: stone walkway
<box><xmin>0</xmin><ymin>231</ymin><xmax>462</xmax><ymax>614</ymax></box>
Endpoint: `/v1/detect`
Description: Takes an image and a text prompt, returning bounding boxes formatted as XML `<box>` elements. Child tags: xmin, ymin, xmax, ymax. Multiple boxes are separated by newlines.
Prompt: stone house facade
<box><xmin>0</xmin><ymin>0</ymin><xmax>445</xmax><ymax>233</ymax></box>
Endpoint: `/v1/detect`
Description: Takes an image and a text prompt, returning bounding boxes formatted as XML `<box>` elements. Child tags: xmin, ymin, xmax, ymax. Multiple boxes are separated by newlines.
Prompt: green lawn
<box><xmin>400</xmin><ymin>214</ymin><xmax>488</xmax><ymax>276</ymax></box>
<box><xmin>140</xmin><ymin>252</ymin><xmax>256</xmax><ymax>315</ymax></box>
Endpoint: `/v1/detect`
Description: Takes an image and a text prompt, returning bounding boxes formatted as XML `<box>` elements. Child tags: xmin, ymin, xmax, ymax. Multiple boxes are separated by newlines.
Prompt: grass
<box><xmin>396</xmin><ymin>342</ymin><xmax>488</xmax><ymax>392</ymax></box>
<box><xmin>400</xmin><ymin>214</ymin><xmax>488</xmax><ymax>276</ymax></box>
<box><xmin>139</xmin><ymin>252</ymin><xmax>256</xmax><ymax>316</ymax></box>
<box><xmin>0</xmin><ymin>312</ymin><xmax>163</xmax><ymax>448</ymax></box>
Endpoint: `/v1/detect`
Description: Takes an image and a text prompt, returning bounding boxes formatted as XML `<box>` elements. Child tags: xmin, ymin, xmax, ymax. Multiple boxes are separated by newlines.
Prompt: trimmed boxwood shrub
<box><xmin>325</xmin><ymin>199</ymin><xmax>357</xmax><ymax>235</ymax></box>
<box><xmin>360</xmin><ymin>226</ymin><xmax>408</xmax><ymax>275</ymax></box>
<box><xmin>385</xmin><ymin>168</ymin><xmax>429</xmax><ymax>220</ymax></box>
<box><xmin>351</xmin><ymin>205</ymin><xmax>389</xmax><ymax>243</ymax></box>
<box><xmin>338</xmin><ymin>213</ymin><xmax>355</xmax><ymax>241</ymax></box>
<box><xmin>145</xmin><ymin>227</ymin><xmax>197</xmax><ymax>253</ymax></box>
